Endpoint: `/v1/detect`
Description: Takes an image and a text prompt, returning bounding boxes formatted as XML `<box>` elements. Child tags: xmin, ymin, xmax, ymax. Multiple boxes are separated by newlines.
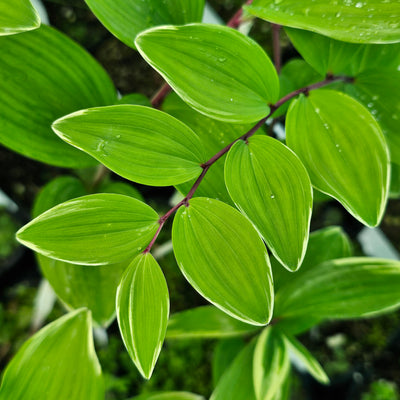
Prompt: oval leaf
<box><xmin>275</xmin><ymin>257</ymin><xmax>400</xmax><ymax>319</ymax></box>
<box><xmin>172</xmin><ymin>198</ymin><xmax>274</xmax><ymax>326</ymax></box>
<box><xmin>17</xmin><ymin>193</ymin><xmax>159</xmax><ymax>265</ymax></box>
<box><xmin>0</xmin><ymin>25</ymin><xmax>116</xmax><ymax>167</ymax></box>
<box><xmin>53</xmin><ymin>105</ymin><xmax>205</xmax><ymax>186</ymax></box>
<box><xmin>166</xmin><ymin>306</ymin><xmax>260</xmax><ymax>339</ymax></box>
<box><xmin>136</xmin><ymin>24</ymin><xmax>279</xmax><ymax>123</ymax></box>
<box><xmin>286</xmin><ymin>89</ymin><xmax>390</xmax><ymax>227</ymax></box>
<box><xmin>245</xmin><ymin>0</ymin><xmax>400</xmax><ymax>44</ymax></box>
<box><xmin>0</xmin><ymin>0</ymin><xmax>40</xmax><ymax>36</ymax></box>
<box><xmin>116</xmin><ymin>253</ymin><xmax>169</xmax><ymax>379</ymax></box>
<box><xmin>85</xmin><ymin>0</ymin><xmax>205</xmax><ymax>49</ymax></box>
<box><xmin>253</xmin><ymin>327</ymin><xmax>291</xmax><ymax>400</ymax></box>
<box><xmin>225</xmin><ymin>136</ymin><xmax>313</xmax><ymax>271</ymax></box>
<box><xmin>0</xmin><ymin>309</ymin><xmax>104</xmax><ymax>400</ymax></box>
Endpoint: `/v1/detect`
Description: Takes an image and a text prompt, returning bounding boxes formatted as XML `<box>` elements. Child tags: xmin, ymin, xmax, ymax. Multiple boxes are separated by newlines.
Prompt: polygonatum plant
<box><xmin>0</xmin><ymin>0</ymin><xmax>400</xmax><ymax>399</ymax></box>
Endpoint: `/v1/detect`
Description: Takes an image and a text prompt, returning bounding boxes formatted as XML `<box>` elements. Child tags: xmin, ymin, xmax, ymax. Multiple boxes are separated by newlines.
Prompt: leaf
<box><xmin>210</xmin><ymin>340</ymin><xmax>257</xmax><ymax>400</ymax></box>
<box><xmin>272</xmin><ymin>226</ymin><xmax>352</xmax><ymax>291</ymax></box>
<box><xmin>116</xmin><ymin>253</ymin><xmax>169</xmax><ymax>379</ymax></box>
<box><xmin>275</xmin><ymin>257</ymin><xmax>400</xmax><ymax>319</ymax></box>
<box><xmin>225</xmin><ymin>136</ymin><xmax>313</xmax><ymax>271</ymax></box>
<box><xmin>245</xmin><ymin>0</ymin><xmax>400</xmax><ymax>44</ymax></box>
<box><xmin>212</xmin><ymin>338</ymin><xmax>246</xmax><ymax>386</ymax></box>
<box><xmin>136</xmin><ymin>23</ymin><xmax>279</xmax><ymax>123</ymax></box>
<box><xmin>253</xmin><ymin>327</ymin><xmax>291</xmax><ymax>400</ymax></box>
<box><xmin>53</xmin><ymin>105</ymin><xmax>205</xmax><ymax>186</ymax></box>
<box><xmin>285</xmin><ymin>28</ymin><xmax>400</xmax><ymax>76</ymax></box>
<box><xmin>283</xmin><ymin>334</ymin><xmax>329</xmax><ymax>384</ymax></box>
<box><xmin>131</xmin><ymin>392</ymin><xmax>204</xmax><ymax>400</ymax></box>
<box><xmin>17</xmin><ymin>193</ymin><xmax>159</xmax><ymax>265</ymax></box>
<box><xmin>166</xmin><ymin>306</ymin><xmax>260</xmax><ymax>339</ymax></box>
<box><xmin>0</xmin><ymin>0</ymin><xmax>40</xmax><ymax>36</ymax></box>
<box><xmin>286</xmin><ymin>89</ymin><xmax>390</xmax><ymax>227</ymax></box>
<box><xmin>172</xmin><ymin>198</ymin><xmax>274</xmax><ymax>326</ymax></box>
<box><xmin>32</xmin><ymin>176</ymin><xmax>142</xmax><ymax>326</ymax></box>
<box><xmin>85</xmin><ymin>0</ymin><xmax>205</xmax><ymax>49</ymax></box>
<box><xmin>163</xmin><ymin>92</ymin><xmax>256</xmax><ymax>204</ymax></box>
<box><xmin>0</xmin><ymin>309</ymin><xmax>104</xmax><ymax>400</ymax></box>
<box><xmin>0</xmin><ymin>25</ymin><xmax>116</xmax><ymax>167</ymax></box>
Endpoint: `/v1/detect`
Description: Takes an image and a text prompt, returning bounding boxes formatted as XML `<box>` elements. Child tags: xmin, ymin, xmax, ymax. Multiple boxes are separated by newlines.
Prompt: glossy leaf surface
<box><xmin>166</xmin><ymin>306</ymin><xmax>260</xmax><ymax>339</ymax></box>
<box><xmin>276</xmin><ymin>258</ymin><xmax>400</xmax><ymax>319</ymax></box>
<box><xmin>0</xmin><ymin>309</ymin><xmax>104</xmax><ymax>400</ymax></box>
<box><xmin>286</xmin><ymin>90</ymin><xmax>390</xmax><ymax>227</ymax></box>
<box><xmin>283</xmin><ymin>334</ymin><xmax>329</xmax><ymax>384</ymax></box>
<box><xmin>136</xmin><ymin>24</ymin><xmax>279</xmax><ymax>123</ymax></box>
<box><xmin>17</xmin><ymin>194</ymin><xmax>159</xmax><ymax>265</ymax></box>
<box><xmin>85</xmin><ymin>0</ymin><xmax>205</xmax><ymax>49</ymax></box>
<box><xmin>163</xmin><ymin>93</ymin><xmax>256</xmax><ymax>204</ymax></box>
<box><xmin>245</xmin><ymin>0</ymin><xmax>400</xmax><ymax>43</ymax></box>
<box><xmin>53</xmin><ymin>105</ymin><xmax>205</xmax><ymax>186</ymax></box>
<box><xmin>116</xmin><ymin>253</ymin><xmax>169</xmax><ymax>379</ymax></box>
<box><xmin>172</xmin><ymin>198</ymin><xmax>274</xmax><ymax>326</ymax></box>
<box><xmin>0</xmin><ymin>25</ymin><xmax>116</xmax><ymax>167</ymax></box>
<box><xmin>33</xmin><ymin>176</ymin><xmax>135</xmax><ymax>326</ymax></box>
<box><xmin>210</xmin><ymin>341</ymin><xmax>257</xmax><ymax>400</ymax></box>
<box><xmin>253</xmin><ymin>328</ymin><xmax>290</xmax><ymax>400</ymax></box>
<box><xmin>225</xmin><ymin>136</ymin><xmax>312</xmax><ymax>271</ymax></box>
<box><xmin>0</xmin><ymin>0</ymin><xmax>40</xmax><ymax>35</ymax></box>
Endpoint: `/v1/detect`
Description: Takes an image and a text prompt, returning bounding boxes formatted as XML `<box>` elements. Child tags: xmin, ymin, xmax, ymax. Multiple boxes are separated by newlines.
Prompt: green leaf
<box><xmin>272</xmin><ymin>226</ymin><xmax>352</xmax><ymax>291</ymax></box>
<box><xmin>225</xmin><ymin>136</ymin><xmax>312</xmax><ymax>271</ymax></box>
<box><xmin>166</xmin><ymin>306</ymin><xmax>260</xmax><ymax>339</ymax></box>
<box><xmin>0</xmin><ymin>309</ymin><xmax>104</xmax><ymax>400</ymax></box>
<box><xmin>53</xmin><ymin>105</ymin><xmax>205</xmax><ymax>186</ymax></box>
<box><xmin>253</xmin><ymin>328</ymin><xmax>290</xmax><ymax>400</ymax></box>
<box><xmin>286</xmin><ymin>89</ymin><xmax>390</xmax><ymax>227</ymax></box>
<box><xmin>131</xmin><ymin>392</ymin><xmax>204</xmax><ymax>400</ymax></box>
<box><xmin>210</xmin><ymin>340</ymin><xmax>257</xmax><ymax>400</ymax></box>
<box><xmin>0</xmin><ymin>0</ymin><xmax>40</xmax><ymax>35</ymax></box>
<box><xmin>172</xmin><ymin>198</ymin><xmax>274</xmax><ymax>326</ymax></box>
<box><xmin>275</xmin><ymin>257</ymin><xmax>400</xmax><ymax>319</ymax></box>
<box><xmin>0</xmin><ymin>25</ymin><xmax>116</xmax><ymax>167</ymax></box>
<box><xmin>163</xmin><ymin>92</ymin><xmax>256</xmax><ymax>204</ymax></box>
<box><xmin>285</xmin><ymin>28</ymin><xmax>400</xmax><ymax>76</ymax></box>
<box><xmin>283</xmin><ymin>334</ymin><xmax>329</xmax><ymax>384</ymax></box>
<box><xmin>245</xmin><ymin>0</ymin><xmax>400</xmax><ymax>44</ymax></box>
<box><xmin>85</xmin><ymin>0</ymin><xmax>205</xmax><ymax>49</ymax></box>
<box><xmin>17</xmin><ymin>193</ymin><xmax>159</xmax><ymax>265</ymax></box>
<box><xmin>116</xmin><ymin>253</ymin><xmax>169</xmax><ymax>379</ymax></box>
<box><xmin>212</xmin><ymin>338</ymin><xmax>246</xmax><ymax>386</ymax></box>
<box><xmin>32</xmin><ymin>176</ymin><xmax>141</xmax><ymax>326</ymax></box>
<box><xmin>136</xmin><ymin>23</ymin><xmax>279</xmax><ymax>123</ymax></box>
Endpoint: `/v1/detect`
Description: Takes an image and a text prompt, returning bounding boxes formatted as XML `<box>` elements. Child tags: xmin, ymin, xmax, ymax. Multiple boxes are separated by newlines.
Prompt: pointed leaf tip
<box><xmin>116</xmin><ymin>253</ymin><xmax>169</xmax><ymax>379</ymax></box>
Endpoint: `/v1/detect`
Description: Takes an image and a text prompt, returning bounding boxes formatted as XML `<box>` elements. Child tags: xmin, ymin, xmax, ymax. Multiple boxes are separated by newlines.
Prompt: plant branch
<box><xmin>271</xmin><ymin>24</ymin><xmax>281</xmax><ymax>73</ymax></box>
<box><xmin>144</xmin><ymin>73</ymin><xmax>352</xmax><ymax>253</ymax></box>
<box><xmin>227</xmin><ymin>0</ymin><xmax>253</xmax><ymax>28</ymax></box>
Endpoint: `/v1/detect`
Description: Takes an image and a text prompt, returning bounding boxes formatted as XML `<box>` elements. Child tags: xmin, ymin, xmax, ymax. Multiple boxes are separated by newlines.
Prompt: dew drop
<box><xmin>367</xmin><ymin>102</ymin><xmax>374</xmax><ymax>108</ymax></box>
<box><xmin>270</xmin><ymin>194</ymin><xmax>275</xmax><ymax>199</ymax></box>
<box><xmin>355</xmin><ymin>1</ymin><xmax>363</xmax><ymax>7</ymax></box>
<box><xmin>335</xmin><ymin>11</ymin><xmax>341</xmax><ymax>17</ymax></box>
<box><xmin>218</xmin><ymin>57</ymin><xmax>227</xmax><ymax>63</ymax></box>
<box><xmin>116</xmin><ymin>134</ymin><xmax>121</xmax><ymax>139</ymax></box>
